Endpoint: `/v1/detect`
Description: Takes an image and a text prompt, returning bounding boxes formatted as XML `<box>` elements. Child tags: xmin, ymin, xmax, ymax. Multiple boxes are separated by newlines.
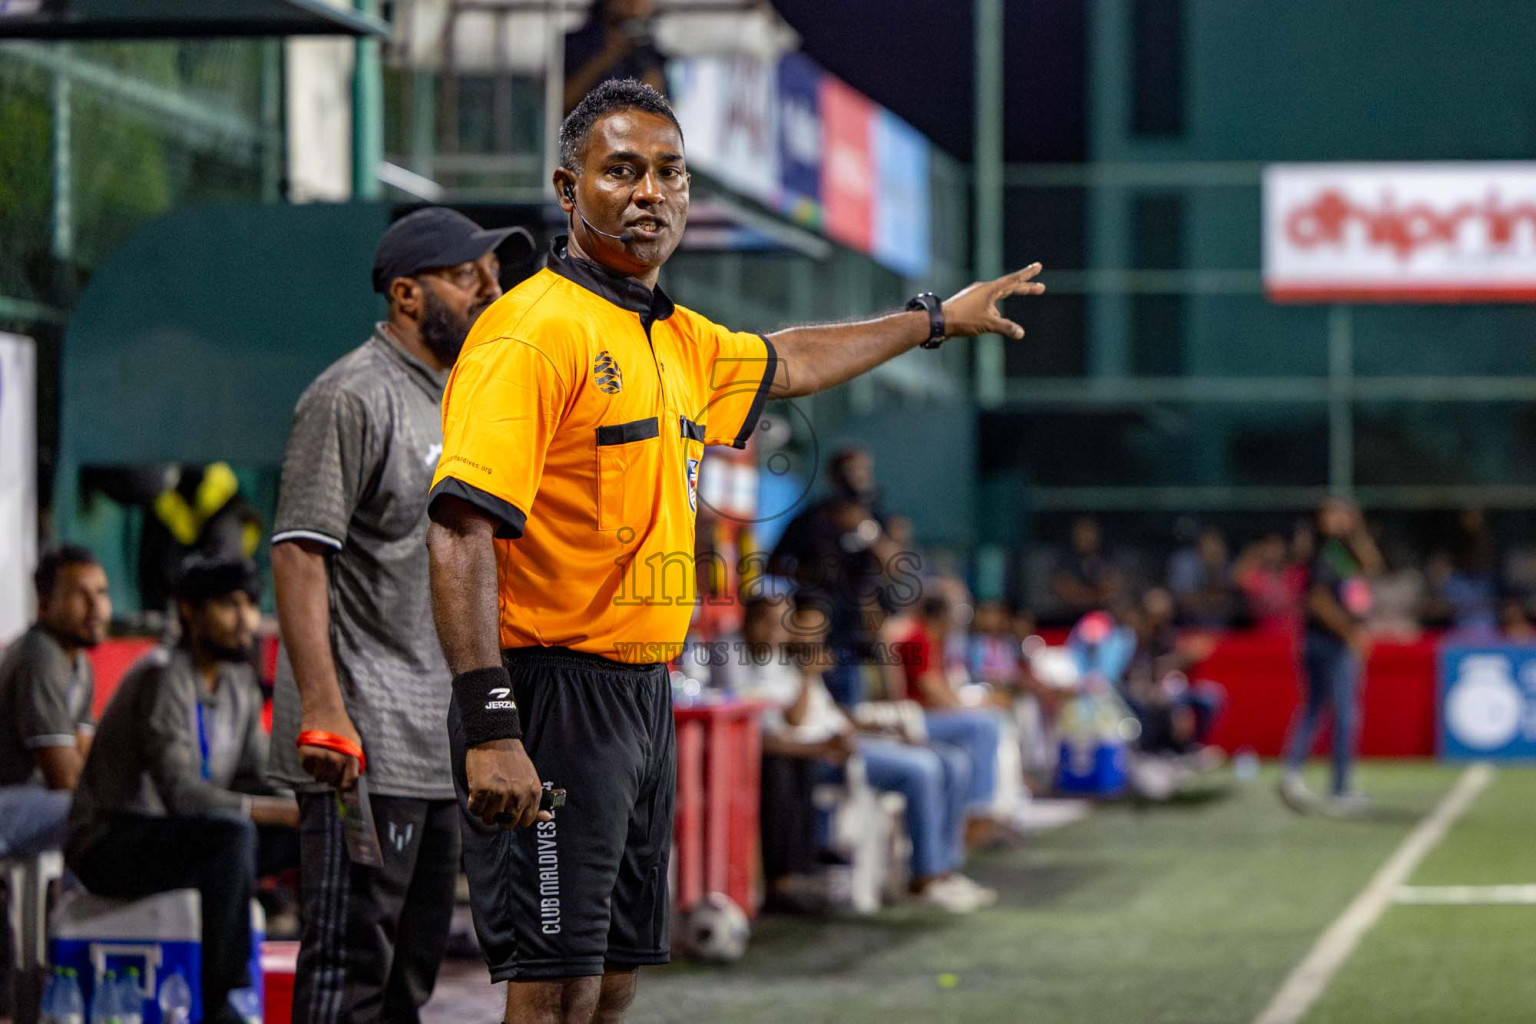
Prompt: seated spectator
<box><xmin>1236</xmin><ymin>533</ymin><xmax>1299</xmax><ymax>634</ymax></box>
<box><xmin>1433</xmin><ymin>508</ymin><xmax>1499</xmax><ymax>636</ymax></box>
<box><xmin>66</xmin><ymin>558</ymin><xmax>299</xmax><ymax>1024</ymax></box>
<box><xmin>898</xmin><ymin>595</ymin><xmax>1003</xmax><ymax>843</ymax></box>
<box><xmin>1050</xmin><ymin>516</ymin><xmax>1123</xmax><ymax>618</ymax></box>
<box><xmin>0</xmin><ymin>547</ymin><xmax>107</xmax><ymax>1015</ymax></box>
<box><xmin>967</xmin><ymin>600</ymin><xmax>1024</xmax><ymax>691</ymax></box>
<box><xmin>1365</xmin><ymin>535</ymin><xmax>1427</xmax><ymax>641</ymax></box>
<box><xmin>736</xmin><ymin>593</ymin><xmax>857</xmax><ymax>912</ymax></box>
<box><xmin>738</xmin><ymin>593</ymin><xmax>995</xmax><ymax>914</ymax></box>
<box><xmin>0</xmin><ymin>545</ymin><xmax>109</xmax><ymax>859</ymax></box>
<box><xmin>1169</xmin><ymin>526</ymin><xmax>1238</xmax><ymax>627</ymax></box>
<box><xmin>1121</xmin><ymin>591</ymin><xmax>1223</xmax><ymax>756</ymax></box>
<box><xmin>1066</xmin><ymin>608</ymin><xmax>1138</xmax><ymax>688</ymax></box>
<box><xmin>1499</xmin><ymin>596</ymin><xmax>1536</xmax><ymax>642</ymax></box>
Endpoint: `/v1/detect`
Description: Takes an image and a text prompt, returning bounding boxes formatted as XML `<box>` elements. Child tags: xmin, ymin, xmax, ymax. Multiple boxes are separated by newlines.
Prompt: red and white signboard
<box><xmin>1264</xmin><ymin>163</ymin><xmax>1536</xmax><ymax>303</ymax></box>
<box><xmin>820</xmin><ymin>77</ymin><xmax>875</xmax><ymax>254</ymax></box>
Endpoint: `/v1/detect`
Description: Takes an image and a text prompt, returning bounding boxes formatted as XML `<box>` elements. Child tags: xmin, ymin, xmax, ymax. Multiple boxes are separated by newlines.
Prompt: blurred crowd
<box><xmin>1048</xmin><ymin>507</ymin><xmax>1536</xmax><ymax>642</ymax></box>
<box><xmin>723</xmin><ymin>446</ymin><xmax>1536</xmax><ymax>916</ymax></box>
<box><xmin>719</xmin><ymin>448</ymin><xmax>1229</xmax><ymax>919</ymax></box>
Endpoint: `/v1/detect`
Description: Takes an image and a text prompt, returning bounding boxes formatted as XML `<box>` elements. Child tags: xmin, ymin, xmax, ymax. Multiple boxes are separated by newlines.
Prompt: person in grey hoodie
<box><xmin>67</xmin><ymin>557</ymin><xmax>297</xmax><ymax>1024</ymax></box>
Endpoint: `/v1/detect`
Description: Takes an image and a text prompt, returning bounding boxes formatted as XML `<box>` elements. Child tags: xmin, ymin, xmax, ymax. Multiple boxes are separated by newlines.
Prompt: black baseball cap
<box><xmin>371</xmin><ymin>207</ymin><xmax>533</xmax><ymax>294</ymax></box>
<box><xmin>175</xmin><ymin>556</ymin><xmax>260</xmax><ymax>604</ymax></box>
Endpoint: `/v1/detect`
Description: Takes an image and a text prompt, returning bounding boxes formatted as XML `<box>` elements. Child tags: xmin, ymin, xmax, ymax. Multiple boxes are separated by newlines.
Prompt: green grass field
<box><xmin>629</xmin><ymin>763</ymin><xmax>1536</xmax><ymax>1024</ymax></box>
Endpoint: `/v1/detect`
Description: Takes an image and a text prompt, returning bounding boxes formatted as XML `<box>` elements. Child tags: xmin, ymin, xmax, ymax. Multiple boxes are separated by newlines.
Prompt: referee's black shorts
<box><xmin>448</xmin><ymin>646</ymin><xmax>675</xmax><ymax>980</ymax></box>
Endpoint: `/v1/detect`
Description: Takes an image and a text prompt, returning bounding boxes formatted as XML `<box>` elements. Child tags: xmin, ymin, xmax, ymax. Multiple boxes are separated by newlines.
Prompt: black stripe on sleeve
<box><xmin>427</xmin><ymin>477</ymin><xmax>528</xmax><ymax>540</ymax></box>
<box><xmin>730</xmin><ymin>334</ymin><xmax>779</xmax><ymax>450</ymax></box>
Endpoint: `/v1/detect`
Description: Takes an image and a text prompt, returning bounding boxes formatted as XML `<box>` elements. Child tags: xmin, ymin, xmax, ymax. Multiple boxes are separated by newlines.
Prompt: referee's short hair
<box><xmin>559</xmin><ymin>77</ymin><xmax>683</xmax><ymax>172</ymax></box>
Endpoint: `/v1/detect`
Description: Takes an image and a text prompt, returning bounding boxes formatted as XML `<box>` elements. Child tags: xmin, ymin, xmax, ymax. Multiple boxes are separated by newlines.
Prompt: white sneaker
<box><xmin>1278</xmin><ymin>772</ymin><xmax>1316</xmax><ymax>815</ymax></box>
<box><xmin>1325</xmin><ymin>791</ymin><xmax>1373</xmax><ymax>818</ymax></box>
<box><xmin>946</xmin><ymin>874</ymin><xmax>999</xmax><ymax>908</ymax></box>
<box><xmin>918</xmin><ymin>877</ymin><xmax>983</xmax><ymax>914</ymax></box>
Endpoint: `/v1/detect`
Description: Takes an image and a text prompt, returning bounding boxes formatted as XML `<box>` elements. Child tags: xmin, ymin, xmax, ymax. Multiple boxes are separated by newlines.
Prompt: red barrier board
<box><xmin>1198</xmin><ymin>632</ymin><xmax>1438</xmax><ymax>758</ymax></box>
<box><xmin>672</xmin><ymin>700</ymin><xmax>763</xmax><ymax>917</ymax></box>
<box><xmin>84</xmin><ymin>637</ymin><xmax>158</xmax><ymax>718</ymax></box>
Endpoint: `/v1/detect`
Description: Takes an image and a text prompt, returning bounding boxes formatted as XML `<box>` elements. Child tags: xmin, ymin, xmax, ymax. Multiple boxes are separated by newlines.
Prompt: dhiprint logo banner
<box><xmin>1265</xmin><ymin>163</ymin><xmax>1536</xmax><ymax>302</ymax></box>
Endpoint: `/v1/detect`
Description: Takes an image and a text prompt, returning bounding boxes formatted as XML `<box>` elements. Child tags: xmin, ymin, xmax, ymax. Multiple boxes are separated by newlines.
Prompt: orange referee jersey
<box><xmin>428</xmin><ymin>238</ymin><xmax>777</xmax><ymax>663</ymax></box>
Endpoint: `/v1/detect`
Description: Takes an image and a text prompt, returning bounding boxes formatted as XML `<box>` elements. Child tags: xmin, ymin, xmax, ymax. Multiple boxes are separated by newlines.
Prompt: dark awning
<box><xmin>0</xmin><ymin>0</ymin><xmax>389</xmax><ymax>40</ymax></box>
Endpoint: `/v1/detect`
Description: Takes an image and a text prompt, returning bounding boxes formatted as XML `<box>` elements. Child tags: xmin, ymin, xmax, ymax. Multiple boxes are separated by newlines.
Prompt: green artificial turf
<box><xmin>626</xmin><ymin>762</ymin><xmax>1508</xmax><ymax>1024</ymax></box>
<box><xmin>1305</xmin><ymin>766</ymin><xmax>1536</xmax><ymax>1024</ymax></box>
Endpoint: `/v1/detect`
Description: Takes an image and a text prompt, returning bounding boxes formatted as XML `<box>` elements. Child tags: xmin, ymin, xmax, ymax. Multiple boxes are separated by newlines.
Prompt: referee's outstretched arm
<box><xmin>762</xmin><ymin>263</ymin><xmax>1046</xmax><ymax>398</ymax></box>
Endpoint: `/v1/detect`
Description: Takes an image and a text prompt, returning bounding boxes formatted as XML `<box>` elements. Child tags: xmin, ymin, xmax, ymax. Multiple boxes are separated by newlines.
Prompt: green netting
<box><xmin>0</xmin><ymin>40</ymin><xmax>276</xmax><ymax>329</ymax></box>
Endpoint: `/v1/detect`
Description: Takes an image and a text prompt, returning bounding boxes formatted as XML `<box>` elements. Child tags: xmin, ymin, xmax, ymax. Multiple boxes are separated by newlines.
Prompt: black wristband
<box><xmin>453</xmin><ymin>666</ymin><xmax>523</xmax><ymax>746</ymax></box>
<box><xmin>906</xmin><ymin>292</ymin><xmax>946</xmax><ymax>349</ymax></box>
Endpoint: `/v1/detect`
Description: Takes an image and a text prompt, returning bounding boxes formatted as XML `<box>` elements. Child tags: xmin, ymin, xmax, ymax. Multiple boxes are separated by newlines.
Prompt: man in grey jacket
<box><xmin>67</xmin><ymin>558</ymin><xmax>298</xmax><ymax>1024</ymax></box>
<box><xmin>268</xmin><ymin>208</ymin><xmax>519</xmax><ymax>1024</ymax></box>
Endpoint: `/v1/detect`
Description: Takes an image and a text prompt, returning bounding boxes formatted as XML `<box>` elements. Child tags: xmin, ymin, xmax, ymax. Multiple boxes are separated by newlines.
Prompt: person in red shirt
<box><xmin>1236</xmin><ymin>533</ymin><xmax>1300</xmax><ymax>635</ymax></box>
<box><xmin>898</xmin><ymin>596</ymin><xmax>1002</xmax><ymax>836</ymax></box>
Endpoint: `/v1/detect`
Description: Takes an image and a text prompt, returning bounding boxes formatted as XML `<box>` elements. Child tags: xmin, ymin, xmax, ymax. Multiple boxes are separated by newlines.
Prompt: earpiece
<box><xmin>564</xmin><ymin>183</ymin><xmax>634</xmax><ymax>246</ymax></box>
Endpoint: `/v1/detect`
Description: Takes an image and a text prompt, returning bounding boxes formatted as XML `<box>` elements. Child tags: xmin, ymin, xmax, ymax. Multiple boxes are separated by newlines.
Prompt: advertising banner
<box><xmin>1439</xmin><ymin>644</ymin><xmax>1536</xmax><ymax>760</ymax></box>
<box><xmin>775</xmin><ymin>52</ymin><xmax>823</xmax><ymax>228</ymax></box>
<box><xmin>1265</xmin><ymin>163</ymin><xmax>1536</xmax><ymax>302</ymax></box>
<box><xmin>671</xmin><ymin>53</ymin><xmax>929</xmax><ymax>277</ymax></box>
<box><xmin>668</xmin><ymin>55</ymin><xmax>779</xmax><ymax>208</ymax></box>
<box><xmin>873</xmin><ymin>109</ymin><xmax>931</xmax><ymax>279</ymax></box>
<box><xmin>819</xmin><ymin>75</ymin><xmax>875</xmax><ymax>254</ymax></box>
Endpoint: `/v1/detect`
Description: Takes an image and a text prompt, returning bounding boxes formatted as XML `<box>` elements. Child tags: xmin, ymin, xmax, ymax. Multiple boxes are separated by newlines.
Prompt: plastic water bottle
<box><xmin>89</xmin><ymin>969</ymin><xmax>118</xmax><ymax>1024</ymax></box>
<box><xmin>55</xmin><ymin>968</ymin><xmax>86</xmax><ymax>1024</ymax></box>
<box><xmin>118</xmin><ymin>968</ymin><xmax>144</xmax><ymax>1024</ymax></box>
<box><xmin>40</xmin><ymin>968</ymin><xmax>59</xmax><ymax>1023</ymax></box>
<box><xmin>229</xmin><ymin>986</ymin><xmax>262</xmax><ymax>1024</ymax></box>
<box><xmin>157</xmin><ymin>969</ymin><xmax>193</xmax><ymax>1024</ymax></box>
<box><xmin>1234</xmin><ymin>746</ymin><xmax>1260</xmax><ymax>783</ymax></box>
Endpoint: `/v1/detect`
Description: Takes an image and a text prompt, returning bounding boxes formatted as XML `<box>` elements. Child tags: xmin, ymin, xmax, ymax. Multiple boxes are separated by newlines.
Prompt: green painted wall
<box><xmin>54</xmin><ymin>201</ymin><xmax>389</xmax><ymax>611</ymax></box>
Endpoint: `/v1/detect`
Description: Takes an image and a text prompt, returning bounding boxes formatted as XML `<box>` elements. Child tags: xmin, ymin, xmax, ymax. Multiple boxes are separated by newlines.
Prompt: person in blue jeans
<box><xmin>897</xmin><ymin>596</ymin><xmax>1003</xmax><ymax>841</ymax></box>
<box><xmin>737</xmin><ymin>591</ymin><xmax>995</xmax><ymax>914</ymax></box>
<box><xmin>1280</xmin><ymin>498</ymin><xmax>1381</xmax><ymax>817</ymax></box>
<box><xmin>846</xmin><ymin>736</ymin><xmax>984</xmax><ymax>910</ymax></box>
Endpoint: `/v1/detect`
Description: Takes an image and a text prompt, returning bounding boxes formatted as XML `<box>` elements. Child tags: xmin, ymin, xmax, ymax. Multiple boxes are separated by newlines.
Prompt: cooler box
<box><xmin>1055</xmin><ymin>739</ymin><xmax>1128</xmax><ymax>797</ymax></box>
<box><xmin>50</xmin><ymin>889</ymin><xmax>265</xmax><ymax>1023</ymax></box>
<box><xmin>260</xmin><ymin>941</ymin><xmax>299</xmax><ymax>1024</ymax></box>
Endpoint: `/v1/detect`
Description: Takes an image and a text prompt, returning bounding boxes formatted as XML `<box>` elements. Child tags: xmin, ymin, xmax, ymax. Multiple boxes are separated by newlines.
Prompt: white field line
<box><xmin>1395</xmin><ymin>884</ymin><xmax>1536</xmax><ymax>905</ymax></box>
<box><xmin>1249</xmin><ymin>763</ymin><xmax>1494</xmax><ymax>1024</ymax></box>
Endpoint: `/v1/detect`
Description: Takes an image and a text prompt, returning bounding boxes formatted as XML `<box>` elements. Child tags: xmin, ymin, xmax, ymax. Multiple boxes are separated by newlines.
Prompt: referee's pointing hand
<box><xmin>466</xmin><ymin>738</ymin><xmax>551</xmax><ymax>829</ymax></box>
<box><xmin>941</xmin><ymin>262</ymin><xmax>1046</xmax><ymax>341</ymax></box>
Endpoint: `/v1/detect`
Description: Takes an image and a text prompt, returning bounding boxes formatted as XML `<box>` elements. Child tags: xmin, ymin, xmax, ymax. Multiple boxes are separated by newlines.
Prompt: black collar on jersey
<box><xmin>546</xmin><ymin>236</ymin><xmax>676</xmax><ymax>323</ymax></box>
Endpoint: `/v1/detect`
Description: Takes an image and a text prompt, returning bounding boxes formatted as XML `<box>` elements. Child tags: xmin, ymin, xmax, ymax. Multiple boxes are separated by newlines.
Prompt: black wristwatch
<box><xmin>906</xmin><ymin>292</ymin><xmax>946</xmax><ymax>349</ymax></box>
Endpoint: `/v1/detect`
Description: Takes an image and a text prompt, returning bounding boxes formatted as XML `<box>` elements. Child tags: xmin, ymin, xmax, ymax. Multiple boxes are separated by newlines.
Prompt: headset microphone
<box><xmin>565</xmin><ymin>185</ymin><xmax>634</xmax><ymax>245</ymax></box>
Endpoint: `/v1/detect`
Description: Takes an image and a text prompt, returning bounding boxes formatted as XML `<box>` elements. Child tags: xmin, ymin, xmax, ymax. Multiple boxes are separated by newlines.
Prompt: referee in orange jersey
<box><xmin>426</xmin><ymin>78</ymin><xmax>1045</xmax><ymax>1024</ymax></box>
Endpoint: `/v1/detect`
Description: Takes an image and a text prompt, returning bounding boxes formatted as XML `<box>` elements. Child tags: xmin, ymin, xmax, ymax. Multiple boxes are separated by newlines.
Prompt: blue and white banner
<box><xmin>775</xmin><ymin>52</ymin><xmax>823</xmax><ymax>228</ymax></box>
<box><xmin>872</xmin><ymin>109</ymin><xmax>931</xmax><ymax>279</ymax></box>
<box><xmin>668</xmin><ymin>55</ymin><xmax>780</xmax><ymax>208</ymax></box>
<box><xmin>1439</xmin><ymin>644</ymin><xmax>1536</xmax><ymax>760</ymax></box>
<box><xmin>670</xmin><ymin>53</ymin><xmax>931</xmax><ymax>278</ymax></box>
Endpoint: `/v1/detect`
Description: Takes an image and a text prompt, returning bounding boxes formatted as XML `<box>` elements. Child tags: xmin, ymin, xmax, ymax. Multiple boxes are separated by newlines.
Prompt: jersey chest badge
<box><xmin>593</xmin><ymin>350</ymin><xmax>623</xmax><ymax>394</ymax></box>
<box><xmin>686</xmin><ymin>457</ymin><xmax>700</xmax><ymax>513</ymax></box>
